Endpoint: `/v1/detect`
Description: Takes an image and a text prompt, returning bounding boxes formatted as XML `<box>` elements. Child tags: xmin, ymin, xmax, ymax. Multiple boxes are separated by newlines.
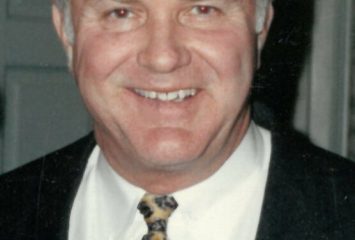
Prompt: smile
<box><xmin>133</xmin><ymin>88</ymin><xmax>197</xmax><ymax>102</ymax></box>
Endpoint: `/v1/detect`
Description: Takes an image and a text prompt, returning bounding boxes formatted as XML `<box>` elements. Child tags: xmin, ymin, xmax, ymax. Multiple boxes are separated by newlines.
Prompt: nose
<box><xmin>137</xmin><ymin>18</ymin><xmax>191</xmax><ymax>73</ymax></box>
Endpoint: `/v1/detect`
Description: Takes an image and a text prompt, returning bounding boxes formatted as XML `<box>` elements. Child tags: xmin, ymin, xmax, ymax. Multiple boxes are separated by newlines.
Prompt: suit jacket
<box><xmin>0</xmin><ymin>131</ymin><xmax>354</xmax><ymax>240</ymax></box>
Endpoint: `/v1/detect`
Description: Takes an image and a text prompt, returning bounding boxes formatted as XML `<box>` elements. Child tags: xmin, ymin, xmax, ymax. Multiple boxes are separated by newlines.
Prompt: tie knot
<box><xmin>138</xmin><ymin>193</ymin><xmax>178</xmax><ymax>240</ymax></box>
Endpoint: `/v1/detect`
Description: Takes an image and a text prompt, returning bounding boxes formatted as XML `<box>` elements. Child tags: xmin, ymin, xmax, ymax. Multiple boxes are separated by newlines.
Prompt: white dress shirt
<box><xmin>69</xmin><ymin>122</ymin><xmax>271</xmax><ymax>240</ymax></box>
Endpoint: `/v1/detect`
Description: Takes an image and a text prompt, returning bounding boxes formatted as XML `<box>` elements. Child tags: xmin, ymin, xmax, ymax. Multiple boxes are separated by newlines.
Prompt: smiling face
<box><xmin>53</xmin><ymin>0</ymin><xmax>273</xmax><ymax>192</ymax></box>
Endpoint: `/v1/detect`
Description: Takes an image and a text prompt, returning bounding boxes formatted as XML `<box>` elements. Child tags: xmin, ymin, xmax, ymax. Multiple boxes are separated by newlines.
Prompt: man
<box><xmin>0</xmin><ymin>0</ymin><xmax>354</xmax><ymax>239</ymax></box>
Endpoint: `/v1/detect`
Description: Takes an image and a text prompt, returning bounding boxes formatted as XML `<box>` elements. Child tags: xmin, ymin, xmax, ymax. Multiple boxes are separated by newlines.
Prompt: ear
<box><xmin>256</xmin><ymin>4</ymin><xmax>274</xmax><ymax>68</ymax></box>
<box><xmin>52</xmin><ymin>4</ymin><xmax>73</xmax><ymax>69</ymax></box>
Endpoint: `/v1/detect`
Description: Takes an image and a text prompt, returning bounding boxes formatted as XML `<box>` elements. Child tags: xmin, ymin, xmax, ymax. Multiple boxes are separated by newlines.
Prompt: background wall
<box><xmin>0</xmin><ymin>0</ymin><xmax>92</xmax><ymax>173</ymax></box>
<box><xmin>254</xmin><ymin>0</ymin><xmax>353</xmax><ymax>160</ymax></box>
<box><xmin>350</xmin><ymin>1</ymin><xmax>355</xmax><ymax>160</ymax></box>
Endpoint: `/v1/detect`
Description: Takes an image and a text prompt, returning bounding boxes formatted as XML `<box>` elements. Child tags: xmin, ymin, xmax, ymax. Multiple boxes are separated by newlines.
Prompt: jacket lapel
<box><xmin>255</xmin><ymin>134</ymin><xmax>308</xmax><ymax>240</ymax></box>
<box><xmin>255</xmin><ymin>131</ymin><xmax>338</xmax><ymax>240</ymax></box>
<box><xmin>36</xmin><ymin>133</ymin><xmax>96</xmax><ymax>240</ymax></box>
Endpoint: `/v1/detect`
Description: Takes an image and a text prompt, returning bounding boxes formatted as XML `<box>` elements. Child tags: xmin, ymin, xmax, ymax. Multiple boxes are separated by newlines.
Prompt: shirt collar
<box><xmin>95</xmin><ymin>152</ymin><xmax>145</xmax><ymax>237</ymax></box>
<box><xmin>172</xmin><ymin>121</ymin><xmax>268</xmax><ymax>215</ymax></box>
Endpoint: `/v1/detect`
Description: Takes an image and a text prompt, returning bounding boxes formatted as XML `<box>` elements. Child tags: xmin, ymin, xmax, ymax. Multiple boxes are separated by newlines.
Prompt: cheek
<box><xmin>197</xmin><ymin>29</ymin><xmax>255</xmax><ymax>121</ymax></box>
<box><xmin>189</xmin><ymin>27</ymin><xmax>256</xmax><ymax>79</ymax></box>
<box><xmin>70</xmin><ymin>32</ymin><xmax>125</xmax><ymax>125</ymax></box>
<box><xmin>73</xmin><ymin>31</ymin><xmax>136</xmax><ymax>83</ymax></box>
<box><xmin>215</xmin><ymin>33</ymin><xmax>255</xmax><ymax>80</ymax></box>
<box><xmin>193</xmin><ymin>29</ymin><xmax>255</xmax><ymax>93</ymax></box>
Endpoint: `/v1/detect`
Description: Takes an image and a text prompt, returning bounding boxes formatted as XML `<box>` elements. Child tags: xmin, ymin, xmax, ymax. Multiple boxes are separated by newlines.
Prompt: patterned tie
<box><xmin>137</xmin><ymin>193</ymin><xmax>178</xmax><ymax>240</ymax></box>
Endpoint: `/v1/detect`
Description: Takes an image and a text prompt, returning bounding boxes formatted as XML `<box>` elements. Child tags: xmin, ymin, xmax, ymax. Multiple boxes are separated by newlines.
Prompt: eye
<box><xmin>108</xmin><ymin>8</ymin><xmax>132</xmax><ymax>18</ymax></box>
<box><xmin>100</xmin><ymin>5</ymin><xmax>145</xmax><ymax>32</ymax></box>
<box><xmin>191</xmin><ymin>5</ymin><xmax>218</xmax><ymax>15</ymax></box>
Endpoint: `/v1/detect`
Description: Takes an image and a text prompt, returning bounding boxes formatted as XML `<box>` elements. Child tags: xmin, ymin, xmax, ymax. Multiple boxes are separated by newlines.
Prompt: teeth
<box><xmin>134</xmin><ymin>88</ymin><xmax>197</xmax><ymax>102</ymax></box>
<box><xmin>148</xmin><ymin>91</ymin><xmax>157</xmax><ymax>99</ymax></box>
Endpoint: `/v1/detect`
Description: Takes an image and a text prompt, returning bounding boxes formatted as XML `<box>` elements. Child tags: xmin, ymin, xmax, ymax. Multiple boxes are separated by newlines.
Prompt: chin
<box><xmin>139</xmin><ymin>131</ymin><xmax>204</xmax><ymax>169</ymax></box>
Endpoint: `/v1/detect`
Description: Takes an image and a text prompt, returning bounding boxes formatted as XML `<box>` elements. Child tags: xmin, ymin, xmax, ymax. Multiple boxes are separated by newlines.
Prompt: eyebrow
<box><xmin>91</xmin><ymin>0</ymin><xmax>138</xmax><ymax>4</ymax></box>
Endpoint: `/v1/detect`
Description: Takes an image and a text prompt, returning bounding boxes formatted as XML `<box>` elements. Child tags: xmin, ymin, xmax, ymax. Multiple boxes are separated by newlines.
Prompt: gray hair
<box><xmin>256</xmin><ymin>0</ymin><xmax>273</xmax><ymax>32</ymax></box>
<box><xmin>53</xmin><ymin>0</ymin><xmax>272</xmax><ymax>42</ymax></box>
<box><xmin>53</xmin><ymin>0</ymin><xmax>74</xmax><ymax>43</ymax></box>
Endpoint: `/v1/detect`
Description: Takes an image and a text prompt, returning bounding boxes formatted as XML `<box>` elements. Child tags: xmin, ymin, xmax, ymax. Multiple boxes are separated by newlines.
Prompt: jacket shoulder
<box><xmin>0</xmin><ymin>132</ymin><xmax>95</xmax><ymax>185</ymax></box>
<box><xmin>272</xmin><ymin>130</ymin><xmax>355</xmax><ymax>178</ymax></box>
<box><xmin>268</xmin><ymin>130</ymin><xmax>355</xmax><ymax>237</ymax></box>
<box><xmin>0</xmin><ymin>133</ymin><xmax>95</xmax><ymax>239</ymax></box>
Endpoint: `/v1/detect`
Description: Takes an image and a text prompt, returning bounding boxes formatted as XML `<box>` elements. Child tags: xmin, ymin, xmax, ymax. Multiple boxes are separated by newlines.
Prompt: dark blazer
<box><xmin>0</xmin><ymin>131</ymin><xmax>354</xmax><ymax>240</ymax></box>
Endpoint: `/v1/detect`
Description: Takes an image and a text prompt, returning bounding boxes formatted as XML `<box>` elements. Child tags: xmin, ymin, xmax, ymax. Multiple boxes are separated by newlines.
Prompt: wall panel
<box><xmin>3</xmin><ymin>67</ymin><xmax>91</xmax><ymax>172</ymax></box>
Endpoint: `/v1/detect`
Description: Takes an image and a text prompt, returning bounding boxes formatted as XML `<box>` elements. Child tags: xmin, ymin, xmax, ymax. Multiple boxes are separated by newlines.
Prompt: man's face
<box><xmin>54</xmin><ymin>0</ymin><xmax>272</xmax><ymax>173</ymax></box>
